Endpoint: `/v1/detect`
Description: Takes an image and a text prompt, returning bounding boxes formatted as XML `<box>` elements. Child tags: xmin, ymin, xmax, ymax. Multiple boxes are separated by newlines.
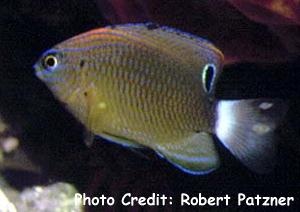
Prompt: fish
<box><xmin>34</xmin><ymin>23</ymin><xmax>287</xmax><ymax>175</ymax></box>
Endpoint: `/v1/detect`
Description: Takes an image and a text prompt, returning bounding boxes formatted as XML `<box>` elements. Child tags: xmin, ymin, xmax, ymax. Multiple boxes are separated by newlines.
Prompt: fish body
<box><xmin>34</xmin><ymin>23</ymin><xmax>287</xmax><ymax>174</ymax></box>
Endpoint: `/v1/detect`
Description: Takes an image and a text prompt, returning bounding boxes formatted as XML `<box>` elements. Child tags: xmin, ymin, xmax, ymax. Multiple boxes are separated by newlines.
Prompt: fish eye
<box><xmin>202</xmin><ymin>63</ymin><xmax>216</xmax><ymax>93</ymax></box>
<box><xmin>42</xmin><ymin>54</ymin><xmax>58</xmax><ymax>70</ymax></box>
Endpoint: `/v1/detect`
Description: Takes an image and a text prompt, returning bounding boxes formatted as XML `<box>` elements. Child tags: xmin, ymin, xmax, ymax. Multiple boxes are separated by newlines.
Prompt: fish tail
<box><xmin>215</xmin><ymin>99</ymin><xmax>288</xmax><ymax>173</ymax></box>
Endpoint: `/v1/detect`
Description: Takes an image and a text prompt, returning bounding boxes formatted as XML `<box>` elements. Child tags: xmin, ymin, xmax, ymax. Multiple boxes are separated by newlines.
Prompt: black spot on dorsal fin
<box><xmin>145</xmin><ymin>22</ymin><xmax>160</xmax><ymax>30</ymax></box>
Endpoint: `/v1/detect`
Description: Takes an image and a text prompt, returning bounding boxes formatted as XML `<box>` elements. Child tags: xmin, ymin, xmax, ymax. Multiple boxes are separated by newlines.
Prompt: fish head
<box><xmin>34</xmin><ymin>47</ymin><xmax>90</xmax><ymax>124</ymax></box>
<box><xmin>34</xmin><ymin>48</ymin><xmax>72</xmax><ymax>92</ymax></box>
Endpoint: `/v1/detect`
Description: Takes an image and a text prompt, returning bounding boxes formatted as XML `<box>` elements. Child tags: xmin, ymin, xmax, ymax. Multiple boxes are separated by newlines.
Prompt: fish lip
<box><xmin>33</xmin><ymin>63</ymin><xmax>46</xmax><ymax>80</ymax></box>
<box><xmin>33</xmin><ymin>63</ymin><xmax>42</xmax><ymax>77</ymax></box>
<box><xmin>32</xmin><ymin>63</ymin><xmax>38</xmax><ymax>71</ymax></box>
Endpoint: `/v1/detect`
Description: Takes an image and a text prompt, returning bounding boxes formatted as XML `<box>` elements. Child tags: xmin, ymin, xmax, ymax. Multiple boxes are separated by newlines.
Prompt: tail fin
<box><xmin>215</xmin><ymin>99</ymin><xmax>288</xmax><ymax>174</ymax></box>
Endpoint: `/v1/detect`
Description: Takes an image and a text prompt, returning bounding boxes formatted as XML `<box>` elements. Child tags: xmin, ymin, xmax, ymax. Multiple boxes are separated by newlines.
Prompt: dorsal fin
<box><xmin>105</xmin><ymin>22</ymin><xmax>224</xmax><ymax>64</ymax></box>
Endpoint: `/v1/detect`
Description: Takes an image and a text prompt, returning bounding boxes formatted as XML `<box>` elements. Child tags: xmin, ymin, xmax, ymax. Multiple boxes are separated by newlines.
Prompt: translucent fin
<box><xmin>83</xmin><ymin>130</ymin><xmax>95</xmax><ymax>147</ymax></box>
<box><xmin>216</xmin><ymin>99</ymin><xmax>288</xmax><ymax>173</ymax></box>
<box><xmin>156</xmin><ymin>132</ymin><xmax>220</xmax><ymax>175</ymax></box>
<box><xmin>107</xmin><ymin>22</ymin><xmax>224</xmax><ymax>66</ymax></box>
<box><xmin>99</xmin><ymin>132</ymin><xmax>142</xmax><ymax>148</ymax></box>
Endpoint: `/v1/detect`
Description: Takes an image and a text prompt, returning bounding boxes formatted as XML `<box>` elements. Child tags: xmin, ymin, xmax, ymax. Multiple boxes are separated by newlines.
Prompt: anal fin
<box><xmin>155</xmin><ymin>132</ymin><xmax>220</xmax><ymax>175</ymax></box>
<box><xmin>99</xmin><ymin>132</ymin><xmax>142</xmax><ymax>148</ymax></box>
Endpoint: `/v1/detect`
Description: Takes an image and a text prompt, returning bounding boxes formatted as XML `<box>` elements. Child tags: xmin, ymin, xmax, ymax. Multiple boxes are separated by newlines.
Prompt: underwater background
<box><xmin>0</xmin><ymin>0</ymin><xmax>299</xmax><ymax>210</ymax></box>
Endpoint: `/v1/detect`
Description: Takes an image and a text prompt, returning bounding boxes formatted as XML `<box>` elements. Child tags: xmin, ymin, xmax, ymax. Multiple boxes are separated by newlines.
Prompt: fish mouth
<box><xmin>32</xmin><ymin>63</ymin><xmax>38</xmax><ymax>71</ymax></box>
<box><xmin>35</xmin><ymin>71</ymin><xmax>44</xmax><ymax>80</ymax></box>
<box><xmin>33</xmin><ymin>63</ymin><xmax>44</xmax><ymax>79</ymax></box>
<box><xmin>34</xmin><ymin>71</ymin><xmax>43</xmax><ymax>80</ymax></box>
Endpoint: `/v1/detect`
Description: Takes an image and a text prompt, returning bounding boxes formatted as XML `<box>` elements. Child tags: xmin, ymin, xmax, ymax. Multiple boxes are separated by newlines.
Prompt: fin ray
<box><xmin>156</xmin><ymin>132</ymin><xmax>220</xmax><ymax>175</ymax></box>
<box><xmin>216</xmin><ymin>99</ymin><xmax>288</xmax><ymax>173</ymax></box>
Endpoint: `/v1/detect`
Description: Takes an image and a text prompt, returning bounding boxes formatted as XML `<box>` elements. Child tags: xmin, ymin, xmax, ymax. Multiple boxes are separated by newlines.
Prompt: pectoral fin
<box><xmin>83</xmin><ymin>130</ymin><xmax>95</xmax><ymax>147</ymax></box>
<box><xmin>155</xmin><ymin>132</ymin><xmax>220</xmax><ymax>175</ymax></box>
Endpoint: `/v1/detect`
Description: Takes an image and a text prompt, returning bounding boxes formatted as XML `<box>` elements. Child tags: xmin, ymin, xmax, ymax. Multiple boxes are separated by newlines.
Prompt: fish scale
<box><xmin>89</xmin><ymin>30</ymin><xmax>211</xmax><ymax>138</ymax></box>
<box><xmin>88</xmin><ymin>49</ymin><xmax>206</xmax><ymax>142</ymax></box>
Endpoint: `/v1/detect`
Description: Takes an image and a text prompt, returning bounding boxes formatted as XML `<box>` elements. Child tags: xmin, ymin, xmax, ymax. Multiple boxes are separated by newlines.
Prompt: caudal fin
<box><xmin>215</xmin><ymin>99</ymin><xmax>288</xmax><ymax>174</ymax></box>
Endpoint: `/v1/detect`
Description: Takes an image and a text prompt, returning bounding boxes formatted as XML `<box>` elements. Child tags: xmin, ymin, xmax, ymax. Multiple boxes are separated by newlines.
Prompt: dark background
<box><xmin>0</xmin><ymin>0</ymin><xmax>299</xmax><ymax>210</ymax></box>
